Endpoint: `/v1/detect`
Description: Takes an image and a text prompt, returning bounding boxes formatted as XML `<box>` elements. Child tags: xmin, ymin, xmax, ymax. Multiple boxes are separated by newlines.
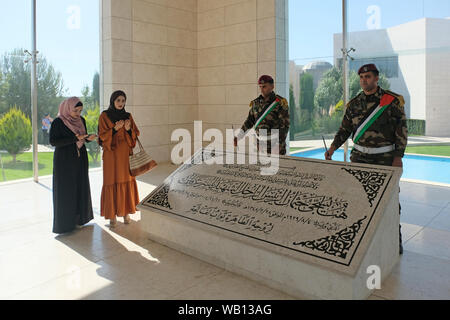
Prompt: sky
<box><xmin>289</xmin><ymin>0</ymin><xmax>450</xmax><ymax>65</ymax></box>
<box><xmin>0</xmin><ymin>0</ymin><xmax>99</xmax><ymax>96</ymax></box>
<box><xmin>1</xmin><ymin>1</ymin><xmax>450</xmax><ymax>95</ymax></box>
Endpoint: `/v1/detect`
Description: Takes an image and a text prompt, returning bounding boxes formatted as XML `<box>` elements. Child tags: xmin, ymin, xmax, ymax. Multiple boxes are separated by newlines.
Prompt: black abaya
<box><xmin>50</xmin><ymin>117</ymin><xmax>93</xmax><ymax>234</ymax></box>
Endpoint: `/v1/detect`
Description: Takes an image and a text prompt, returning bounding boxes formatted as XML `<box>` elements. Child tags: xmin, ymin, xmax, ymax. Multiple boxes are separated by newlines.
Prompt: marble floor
<box><xmin>0</xmin><ymin>164</ymin><xmax>449</xmax><ymax>300</ymax></box>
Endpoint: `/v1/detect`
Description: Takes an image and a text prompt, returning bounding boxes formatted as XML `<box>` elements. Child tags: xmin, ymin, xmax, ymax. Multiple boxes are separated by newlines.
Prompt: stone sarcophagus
<box><xmin>138</xmin><ymin>150</ymin><xmax>402</xmax><ymax>299</ymax></box>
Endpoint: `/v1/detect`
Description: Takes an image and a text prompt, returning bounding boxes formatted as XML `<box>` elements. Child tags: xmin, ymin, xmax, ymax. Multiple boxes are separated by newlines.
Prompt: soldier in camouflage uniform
<box><xmin>234</xmin><ymin>75</ymin><xmax>290</xmax><ymax>155</ymax></box>
<box><xmin>325</xmin><ymin>64</ymin><xmax>408</xmax><ymax>254</ymax></box>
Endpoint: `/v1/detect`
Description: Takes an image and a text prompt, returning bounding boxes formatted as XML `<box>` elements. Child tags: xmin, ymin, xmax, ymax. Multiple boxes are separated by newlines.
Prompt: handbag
<box><xmin>129</xmin><ymin>137</ymin><xmax>157</xmax><ymax>177</ymax></box>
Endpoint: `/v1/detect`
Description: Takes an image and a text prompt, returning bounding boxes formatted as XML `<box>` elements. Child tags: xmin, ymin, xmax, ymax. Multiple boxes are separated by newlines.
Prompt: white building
<box><xmin>334</xmin><ymin>18</ymin><xmax>450</xmax><ymax>137</ymax></box>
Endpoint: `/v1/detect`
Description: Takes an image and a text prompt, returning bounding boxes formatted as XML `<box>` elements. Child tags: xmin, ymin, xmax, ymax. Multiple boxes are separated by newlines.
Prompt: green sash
<box><xmin>254</xmin><ymin>99</ymin><xmax>280</xmax><ymax>130</ymax></box>
<box><xmin>353</xmin><ymin>94</ymin><xmax>395</xmax><ymax>144</ymax></box>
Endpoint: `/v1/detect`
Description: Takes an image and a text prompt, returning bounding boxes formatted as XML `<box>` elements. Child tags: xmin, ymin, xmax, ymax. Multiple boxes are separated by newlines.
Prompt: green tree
<box><xmin>0</xmin><ymin>48</ymin><xmax>66</xmax><ymax>120</ymax></box>
<box><xmin>83</xmin><ymin>103</ymin><xmax>101</xmax><ymax>165</ymax></box>
<box><xmin>314</xmin><ymin>67</ymin><xmax>342</xmax><ymax>116</ymax></box>
<box><xmin>0</xmin><ymin>66</ymin><xmax>7</xmax><ymax>116</ymax></box>
<box><xmin>300</xmin><ymin>73</ymin><xmax>314</xmax><ymax>112</ymax></box>
<box><xmin>0</xmin><ymin>107</ymin><xmax>32</xmax><ymax>163</ymax></box>
<box><xmin>314</xmin><ymin>67</ymin><xmax>391</xmax><ymax>115</ymax></box>
<box><xmin>80</xmin><ymin>72</ymin><xmax>101</xmax><ymax>165</ymax></box>
<box><xmin>289</xmin><ymin>84</ymin><xmax>300</xmax><ymax>139</ymax></box>
<box><xmin>299</xmin><ymin>73</ymin><xmax>315</xmax><ymax>132</ymax></box>
<box><xmin>80</xmin><ymin>72</ymin><xmax>100</xmax><ymax>107</ymax></box>
<box><xmin>81</xmin><ymin>85</ymin><xmax>91</xmax><ymax>106</ymax></box>
<box><xmin>92</xmin><ymin>72</ymin><xmax>100</xmax><ymax>105</ymax></box>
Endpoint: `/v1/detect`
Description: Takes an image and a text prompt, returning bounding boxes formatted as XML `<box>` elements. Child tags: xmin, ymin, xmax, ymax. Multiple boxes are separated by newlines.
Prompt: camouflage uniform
<box><xmin>239</xmin><ymin>92</ymin><xmax>290</xmax><ymax>155</ymax></box>
<box><xmin>331</xmin><ymin>85</ymin><xmax>408</xmax><ymax>254</ymax></box>
<box><xmin>331</xmin><ymin>86</ymin><xmax>408</xmax><ymax>165</ymax></box>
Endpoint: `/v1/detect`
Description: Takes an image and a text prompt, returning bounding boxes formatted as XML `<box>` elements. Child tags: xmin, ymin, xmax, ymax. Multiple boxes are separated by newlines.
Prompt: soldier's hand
<box><xmin>234</xmin><ymin>137</ymin><xmax>238</xmax><ymax>147</ymax></box>
<box><xmin>325</xmin><ymin>146</ymin><xmax>335</xmax><ymax>160</ymax></box>
<box><xmin>392</xmin><ymin>157</ymin><xmax>403</xmax><ymax>168</ymax></box>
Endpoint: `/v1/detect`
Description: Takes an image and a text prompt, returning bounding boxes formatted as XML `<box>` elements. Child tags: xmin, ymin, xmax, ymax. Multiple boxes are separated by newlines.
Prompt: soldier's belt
<box><xmin>353</xmin><ymin>143</ymin><xmax>395</xmax><ymax>154</ymax></box>
<box><xmin>255</xmin><ymin>133</ymin><xmax>279</xmax><ymax>142</ymax></box>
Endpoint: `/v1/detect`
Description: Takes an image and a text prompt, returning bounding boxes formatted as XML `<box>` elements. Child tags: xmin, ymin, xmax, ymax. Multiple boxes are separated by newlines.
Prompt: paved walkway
<box><xmin>1</xmin><ymin>164</ymin><xmax>450</xmax><ymax>300</ymax></box>
<box><xmin>24</xmin><ymin>144</ymin><xmax>55</xmax><ymax>153</ymax></box>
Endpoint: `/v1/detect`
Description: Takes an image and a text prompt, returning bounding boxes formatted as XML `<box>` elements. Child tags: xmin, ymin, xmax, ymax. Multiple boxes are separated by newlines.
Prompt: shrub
<box><xmin>0</xmin><ymin>106</ymin><xmax>32</xmax><ymax>163</ymax></box>
<box><xmin>84</xmin><ymin>104</ymin><xmax>101</xmax><ymax>165</ymax></box>
<box><xmin>407</xmin><ymin>119</ymin><xmax>425</xmax><ymax>136</ymax></box>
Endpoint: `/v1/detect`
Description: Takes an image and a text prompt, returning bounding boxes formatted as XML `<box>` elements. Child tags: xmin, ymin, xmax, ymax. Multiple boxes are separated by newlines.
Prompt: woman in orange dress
<box><xmin>98</xmin><ymin>90</ymin><xmax>139</xmax><ymax>227</ymax></box>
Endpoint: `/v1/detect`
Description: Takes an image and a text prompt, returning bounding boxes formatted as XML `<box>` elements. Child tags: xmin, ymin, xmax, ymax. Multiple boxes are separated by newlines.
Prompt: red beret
<box><xmin>358</xmin><ymin>64</ymin><xmax>379</xmax><ymax>75</ymax></box>
<box><xmin>258</xmin><ymin>75</ymin><xmax>274</xmax><ymax>84</ymax></box>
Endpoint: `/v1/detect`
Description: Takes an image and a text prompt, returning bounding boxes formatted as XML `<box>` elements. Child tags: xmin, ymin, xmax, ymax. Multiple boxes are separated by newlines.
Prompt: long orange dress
<box><xmin>98</xmin><ymin>112</ymin><xmax>140</xmax><ymax>219</ymax></box>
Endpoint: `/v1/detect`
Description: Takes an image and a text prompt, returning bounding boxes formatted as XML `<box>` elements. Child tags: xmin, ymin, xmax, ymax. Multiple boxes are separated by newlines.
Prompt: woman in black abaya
<box><xmin>50</xmin><ymin>97</ymin><xmax>97</xmax><ymax>234</ymax></box>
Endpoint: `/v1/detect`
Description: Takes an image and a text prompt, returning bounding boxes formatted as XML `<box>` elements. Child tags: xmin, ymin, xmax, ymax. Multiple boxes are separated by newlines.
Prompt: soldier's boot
<box><xmin>399</xmin><ymin>224</ymin><xmax>403</xmax><ymax>255</ymax></box>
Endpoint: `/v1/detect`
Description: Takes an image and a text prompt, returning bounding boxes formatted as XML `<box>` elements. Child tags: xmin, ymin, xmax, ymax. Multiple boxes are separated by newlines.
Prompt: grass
<box><xmin>0</xmin><ymin>152</ymin><xmax>101</xmax><ymax>182</ymax></box>
<box><xmin>1</xmin><ymin>146</ymin><xmax>449</xmax><ymax>182</ymax></box>
<box><xmin>405</xmin><ymin>145</ymin><xmax>450</xmax><ymax>157</ymax></box>
<box><xmin>290</xmin><ymin>147</ymin><xmax>309</xmax><ymax>153</ymax></box>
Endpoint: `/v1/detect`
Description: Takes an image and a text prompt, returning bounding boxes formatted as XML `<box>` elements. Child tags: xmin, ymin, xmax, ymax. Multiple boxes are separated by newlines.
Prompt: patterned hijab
<box><xmin>58</xmin><ymin>97</ymin><xmax>86</xmax><ymax>149</ymax></box>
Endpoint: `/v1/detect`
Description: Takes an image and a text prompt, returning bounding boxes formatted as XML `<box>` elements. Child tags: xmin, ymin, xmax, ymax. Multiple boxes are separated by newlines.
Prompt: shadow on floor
<box><xmin>54</xmin><ymin>217</ymin><xmax>223</xmax><ymax>300</ymax></box>
<box><xmin>54</xmin><ymin>220</ymin><xmax>167</xmax><ymax>299</ymax></box>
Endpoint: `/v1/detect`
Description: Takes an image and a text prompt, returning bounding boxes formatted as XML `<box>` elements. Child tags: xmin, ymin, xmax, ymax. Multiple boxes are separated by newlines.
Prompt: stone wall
<box><xmin>101</xmin><ymin>0</ymin><xmax>288</xmax><ymax>162</ymax></box>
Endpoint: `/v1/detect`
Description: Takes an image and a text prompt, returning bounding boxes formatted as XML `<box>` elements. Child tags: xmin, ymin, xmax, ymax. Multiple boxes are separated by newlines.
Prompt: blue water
<box><xmin>291</xmin><ymin>148</ymin><xmax>450</xmax><ymax>185</ymax></box>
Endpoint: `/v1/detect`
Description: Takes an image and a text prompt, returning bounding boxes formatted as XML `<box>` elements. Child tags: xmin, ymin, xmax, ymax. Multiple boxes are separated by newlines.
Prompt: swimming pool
<box><xmin>291</xmin><ymin>148</ymin><xmax>450</xmax><ymax>185</ymax></box>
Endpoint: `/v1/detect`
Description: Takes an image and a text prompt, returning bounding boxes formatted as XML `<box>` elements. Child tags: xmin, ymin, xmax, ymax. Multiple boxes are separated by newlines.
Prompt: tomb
<box><xmin>138</xmin><ymin>149</ymin><xmax>402</xmax><ymax>299</ymax></box>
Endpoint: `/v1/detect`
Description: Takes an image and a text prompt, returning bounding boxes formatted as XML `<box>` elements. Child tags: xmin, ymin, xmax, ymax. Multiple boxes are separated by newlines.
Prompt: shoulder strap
<box><xmin>130</xmin><ymin>136</ymin><xmax>145</xmax><ymax>155</ymax></box>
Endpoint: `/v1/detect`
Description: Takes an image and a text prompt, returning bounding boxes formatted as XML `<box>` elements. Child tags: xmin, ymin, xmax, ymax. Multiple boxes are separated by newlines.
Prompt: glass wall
<box><xmin>347</xmin><ymin>0</ymin><xmax>450</xmax><ymax>159</ymax></box>
<box><xmin>288</xmin><ymin>0</ymin><xmax>342</xmax><ymax>152</ymax></box>
<box><xmin>0</xmin><ymin>0</ymin><xmax>100</xmax><ymax>182</ymax></box>
<box><xmin>289</xmin><ymin>0</ymin><xmax>450</xmax><ymax>184</ymax></box>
